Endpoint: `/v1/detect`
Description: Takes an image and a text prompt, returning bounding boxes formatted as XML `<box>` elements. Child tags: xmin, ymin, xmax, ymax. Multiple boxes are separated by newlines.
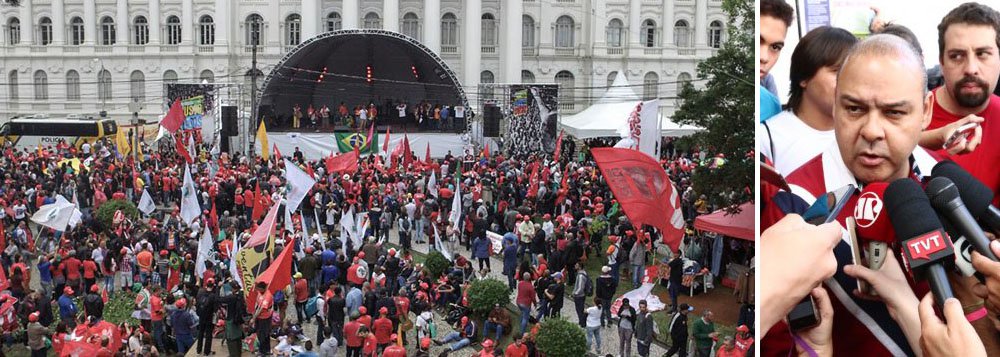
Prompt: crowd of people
<box><xmin>268</xmin><ymin>100</ymin><xmax>470</xmax><ymax>133</ymax></box>
<box><xmin>760</xmin><ymin>1</ymin><xmax>1000</xmax><ymax>356</ymax></box>
<box><xmin>0</xmin><ymin>113</ymin><xmax>752</xmax><ymax>357</ymax></box>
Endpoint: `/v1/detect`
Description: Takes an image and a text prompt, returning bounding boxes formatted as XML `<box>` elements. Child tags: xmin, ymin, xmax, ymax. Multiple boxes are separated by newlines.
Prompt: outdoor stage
<box><xmin>265</xmin><ymin>131</ymin><xmax>485</xmax><ymax>160</ymax></box>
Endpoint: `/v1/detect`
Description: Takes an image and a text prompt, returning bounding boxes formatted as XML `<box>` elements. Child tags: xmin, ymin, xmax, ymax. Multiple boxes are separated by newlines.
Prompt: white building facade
<box><xmin>0</xmin><ymin>0</ymin><xmax>726</xmax><ymax>122</ymax></box>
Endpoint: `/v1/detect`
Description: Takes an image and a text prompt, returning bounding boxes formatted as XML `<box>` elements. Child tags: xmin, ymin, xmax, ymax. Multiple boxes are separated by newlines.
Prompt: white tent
<box><xmin>560</xmin><ymin>71</ymin><xmax>701</xmax><ymax>138</ymax></box>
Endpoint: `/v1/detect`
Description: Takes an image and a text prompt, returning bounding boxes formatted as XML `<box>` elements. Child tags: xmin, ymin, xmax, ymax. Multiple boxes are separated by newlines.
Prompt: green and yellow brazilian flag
<box><xmin>335</xmin><ymin>132</ymin><xmax>379</xmax><ymax>154</ymax></box>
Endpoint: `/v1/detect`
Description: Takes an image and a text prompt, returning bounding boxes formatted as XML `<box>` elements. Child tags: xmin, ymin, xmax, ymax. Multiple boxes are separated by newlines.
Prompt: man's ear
<box><xmin>921</xmin><ymin>91</ymin><xmax>934</xmax><ymax>130</ymax></box>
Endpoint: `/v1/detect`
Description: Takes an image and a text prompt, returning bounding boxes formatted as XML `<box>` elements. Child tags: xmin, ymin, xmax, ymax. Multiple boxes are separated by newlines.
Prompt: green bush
<box><xmin>535</xmin><ymin>318</ymin><xmax>587</xmax><ymax>357</ymax></box>
<box><xmin>96</xmin><ymin>199</ymin><xmax>141</xmax><ymax>231</ymax></box>
<box><xmin>424</xmin><ymin>251</ymin><xmax>451</xmax><ymax>279</ymax></box>
<box><xmin>467</xmin><ymin>278</ymin><xmax>509</xmax><ymax>318</ymax></box>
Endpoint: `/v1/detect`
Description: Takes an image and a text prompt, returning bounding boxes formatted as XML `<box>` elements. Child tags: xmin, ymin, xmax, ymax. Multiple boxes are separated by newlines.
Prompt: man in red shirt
<box><xmin>82</xmin><ymin>258</ymin><xmax>97</xmax><ymax>291</ymax></box>
<box><xmin>356</xmin><ymin>306</ymin><xmax>372</xmax><ymax>329</ymax></box>
<box><xmin>372</xmin><ymin>307</ymin><xmax>394</xmax><ymax>353</ymax></box>
<box><xmin>149</xmin><ymin>285</ymin><xmax>166</xmax><ymax>351</ymax></box>
<box><xmin>294</xmin><ymin>272</ymin><xmax>310</xmax><ymax>324</ymax></box>
<box><xmin>344</xmin><ymin>316</ymin><xmax>363</xmax><ymax>357</ymax></box>
<box><xmin>135</xmin><ymin>248</ymin><xmax>154</xmax><ymax>285</ymax></box>
<box><xmin>505</xmin><ymin>333</ymin><xmax>529</xmax><ymax>357</ymax></box>
<box><xmin>382</xmin><ymin>334</ymin><xmax>407</xmax><ymax>357</ymax></box>
<box><xmin>922</xmin><ymin>3</ymin><xmax>1000</xmax><ymax>205</ymax></box>
<box><xmin>61</xmin><ymin>252</ymin><xmax>83</xmax><ymax>296</ymax></box>
<box><xmin>515</xmin><ymin>272</ymin><xmax>537</xmax><ymax>335</ymax></box>
<box><xmin>252</xmin><ymin>282</ymin><xmax>274</xmax><ymax>354</ymax></box>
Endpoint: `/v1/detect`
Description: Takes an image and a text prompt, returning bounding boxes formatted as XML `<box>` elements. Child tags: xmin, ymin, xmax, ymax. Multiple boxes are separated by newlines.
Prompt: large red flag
<box><xmin>382</xmin><ymin>127</ymin><xmax>391</xmax><ymax>154</ymax></box>
<box><xmin>251</xmin><ymin>183</ymin><xmax>265</xmax><ymax>221</ymax></box>
<box><xmin>248</xmin><ymin>237</ymin><xmax>296</xmax><ymax>308</ymax></box>
<box><xmin>366</xmin><ymin>123</ymin><xmax>375</xmax><ymax>154</ymax></box>
<box><xmin>209</xmin><ymin>202</ymin><xmax>219</xmax><ymax>236</ymax></box>
<box><xmin>556</xmin><ymin>166</ymin><xmax>570</xmax><ymax>204</ymax></box>
<box><xmin>553</xmin><ymin>130</ymin><xmax>565</xmax><ymax>159</ymax></box>
<box><xmin>483</xmin><ymin>143</ymin><xmax>490</xmax><ymax>158</ymax></box>
<box><xmin>402</xmin><ymin>135</ymin><xmax>413</xmax><ymax>168</ymax></box>
<box><xmin>160</xmin><ymin>98</ymin><xmax>185</xmax><ymax>134</ymax></box>
<box><xmin>527</xmin><ymin>162</ymin><xmax>540</xmax><ymax>198</ymax></box>
<box><xmin>272</xmin><ymin>144</ymin><xmax>282</xmax><ymax>161</ymax></box>
<box><xmin>326</xmin><ymin>150</ymin><xmax>359</xmax><ymax>173</ymax></box>
<box><xmin>424</xmin><ymin>142</ymin><xmax>431</xmax><ymax>163</ymax></box>
<box><xmin>175</xmin><ymin>134</ymin><xmax>192</xmax><ymax>164</ymax></box>
<box><xmin>591</xmin><ymin>147</ymin><xmax>684</xmax><ymax>251</ymax></box>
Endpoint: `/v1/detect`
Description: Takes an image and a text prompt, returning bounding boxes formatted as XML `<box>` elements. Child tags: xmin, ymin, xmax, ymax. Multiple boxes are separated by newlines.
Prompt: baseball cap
<box><xmin>680</xmin><ymin>303</ymin><xmax>694</xmax><ymax>312</ymax></box>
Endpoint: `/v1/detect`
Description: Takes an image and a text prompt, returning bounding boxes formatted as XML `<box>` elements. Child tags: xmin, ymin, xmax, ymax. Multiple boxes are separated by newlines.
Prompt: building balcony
<box><xmin>65</xmin><ymin>103</ymin><xmax>82</xmax><ymax>110</ymax></box>
<box><xmin>29</xmin><ymin>45</ymin><xmax>47</xmax><ymax>53</ymax></box>
<box><xmin>605</xmin><ymin>46</ymin><xmax>624</xmax><ymax>55</ymax></box>
<box><xmin>522</xmin><ymin>46</ymin><xmax>537</xmax><ymax>56</ymax></box>
<box><xmin>161</xmin><ymin>45</ymin><xmax>179</xmax><ymax>52</ymax></box>
<box><xmin>678</xmin><ymin>47</ymin><xmax>696</xmax><ymax>55</ymax></box>
<box><xmin>441</xmin><ymin>45</ymin><xmax>458</xmax><ymax>54</ymax></box>
<box><xmin>554</xmin><ymin>46</ymin><xmax>576</xmax><ymax>56</ymax></box>
<box><xmin>32</xmin><ymin>103</ymin><xmax>50</xmax><ymax>110</ymax></box>
<box><xmin>643</xmin><ymin>47</ymin><xmax>663</xmax><ymax>55</ymax></box>
<box><xmin>95</xmin><ymin>45</ymin><xmax>113</xmax><ymax>53</ymax></box>
<box><xmin>63</xmin><ymin>46</ymin><xmax>79</xmax><ymax>52</ymax></box>
<box><xmin>198</xmin><ymin>45</ymin><xmax>215</xmax><ymax>53</ymax></box>
<box><xmin>481</xmin><ymin>45</ymin><xmax>496</xmax><ymax>54</ymax></box>
<box><xmin>127</xmin><ymin>45</ymin><xmax>145</xmax><ymax>53</ymax></box>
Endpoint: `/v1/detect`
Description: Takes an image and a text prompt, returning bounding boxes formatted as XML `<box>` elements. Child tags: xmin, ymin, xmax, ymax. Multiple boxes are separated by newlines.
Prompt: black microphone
<box><xmin>885</xmin><ymin>178</ymin><xmax>955</xmax><ymax>308</ymax></box>
<box><xmin>932</xmin><ymin>160</ymin><xmax>1000</xmax><ymax>235</ymax></box>
<box><xmin>926</xmin><ymin>176</ymin><xmax>999</xmax><ymax>262</ymax></box>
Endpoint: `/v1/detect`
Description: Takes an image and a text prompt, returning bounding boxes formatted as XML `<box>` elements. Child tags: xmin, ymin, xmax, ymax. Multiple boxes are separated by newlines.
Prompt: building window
<box><xmin>606</xmin><ymin>19</ymin><xmax>623</xmax><ymax>47</ymax></box>
<box><xmin>66</xmin><ymin>70</ymin><xmax>80</xmax><ymax>101</ymax></box>
<box><xmin>709</xmin><ymin>20</ymin><xmax>724</xmax><ymax>48</ymax></box>
<box><xmin>39</xmin><ymin>17</ymin><xmax>52</xmax><ymax>45</ymax></box>
<box><xmin>521</xmin><ymin>70</ymin><xmax>535</xmax><ymax>84</ymax></box>
<box><xmin>555</xmin><ymin>16</ymin><xmax>574</xmax><ymax>48</ymax></box>
<box><xmin>441</xmin><ymin>13</ymin><xmax>457</xmax><ymax>47</ymax></box>
<box><xmin>200</xmin><ymin>69</ymin><xmax>214</xmax><ymax>84</ymax></box>
<box><xmin>326</xmin><ymin>12</ymin><xmax>342</xmax><ymax>32</ymax></box>
<box><xmin>642</xmin><ymin>19</ymin><xmax>656</xmax><ymax>47</ymax></box>
<box><xmin>246</xmin><ymin>14</ymin><xmax>263</xmax><ymax>46</ymax></box>
<box><xmin>522</xmin><ymin>15</ymin><xmax>534</xmax><ymax>47</ymax></box>
<box><xmin>643</xmin><ymin>72</ymin><xmax>659</xmax><ymax>100</ymax></box>
<box><xmin>555</xmin><ymin>70</ymin><xmax>574</xmax><ymax>110</ymax></box>
<box><xmin>166</xmin><ymin>16</ymin><xmax>181</xmax><ymax>45</ymax></box>
<box><xmin>363</xmin><ymin>12</ymin><xmax>381</xmax><ymax>29</ymax></box>
<box><xmin>676</xmin><ymin>72</ymin><xmax>691</xmax><ymax>95</ymax></box>
<box><xmin>33</xmin><ymin>70</ymin><xmax>47</xmax><ymax>100</ymax></box>
<box><xmin>607</xmin><ymin>71</ymin><xmax>618</xmax><ymax>87</ymax></box>
<box><xmin>133</xmin><ymin>16</ymin><xmax>149</xmax><ymax>45</ymax></box>
<box><xmin>481</xmin><ymin>70</ymin><xmax>495</xmax><ymax>99</ymax></box>
<box><xmin>98</xmin><ymin>69</ymin><xmax>112</xmax><ymax>102</ymax></box>
<box><xmin>7</xmin><ymin>71</ymin><xmax>17</xmax><ymax>100</ymax></box>
<box><xmin>130</xmin><ymin>70</ymin><xmax>145</xmax><ymax>103</ymax></box>
<box><xmin>674</xmin><ymin>20</ymin><xmax>691</xmax><ymax>47</ymax></box>
<box><xmin>71</xmin><ymin>17</ymin><xmax>84</xmax><ymax>45</ymax></box>
<box><xmin>100</xmin><ymin>16</ymin><xmax>116</xmax><ymax>45</ymax></box>
<box><xmin>163</xmin><ymin>70</ymin><xmax>178</xmax><ymax>85</ymax></box>
<box><xmin>7</xmin><ymin>18</ymin><xmax>19</xmax><ymax>45</ymax></box>
<box><xmin>286</xmin><ymin>14</ymin><xmax>301</xmax><ymax>46</ymax></box>
<box><xmin>199</xmin><ymin>15</ymin><xmax>215</xmax><ymax>45</ymax></box>
<box><xmin>481</xmin><ymin>13</ymin><xmax>496</xmax><ymax>46</ymax></box>
<box><xmin>402</xmin><ymin>12</ymin><xmax>419</xmax><ymax>39</ymax></box>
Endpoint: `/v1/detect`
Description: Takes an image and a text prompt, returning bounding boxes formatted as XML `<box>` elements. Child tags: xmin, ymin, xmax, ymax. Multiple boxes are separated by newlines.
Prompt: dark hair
<box><xmin>877</xmin><ymin>24</ymin><xmax>923</xmax><ymax>57</ymax></box>
<box><xmin>937</xmin><ymin>2</ymin><xmax>1000</xmax><ymax>61</ymax></box>
<box><xmin>787</xmin><ymin>26</ymin><xmax>858</xmax><ymax>112</ymax></box>
<box><xmin>761</xmin><ymin>0</ymin><xmax>795</xmax><ymax>27</ymax></box>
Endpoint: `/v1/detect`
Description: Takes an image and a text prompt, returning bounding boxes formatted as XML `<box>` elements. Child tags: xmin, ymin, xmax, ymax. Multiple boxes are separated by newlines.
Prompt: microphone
<box><xmin>925</xmin><ymin>176</ymin><xmax>999</xmax><ymax>263</ymax></box>
<box><xmin>885</xmin><ymin>178</ymin><xmax>955</xmax><ymax>308</ymax></box>
<box><xmin>932</xmin><ymin>160</ymin><xmax>1000</xmax><ymax>235</ymax></box>
<box><xmin>854</xmin><ymin>182</ymin><xmax>895</xmax><ymax>295</ymax></box>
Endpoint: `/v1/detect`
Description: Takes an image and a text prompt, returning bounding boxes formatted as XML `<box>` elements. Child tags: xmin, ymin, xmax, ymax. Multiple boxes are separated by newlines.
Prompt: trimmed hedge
<box><xmin>424</xmin><ymin>250</ymin><xmax>451</xmax><ymax>279</ymax></box>
<box><xmin>466</xmin><ymin>278</ymin><xmax>509</xmax><ymax>318</ymax></box>
<box><xmin>95</xmin><ymin>199</ymin><xmax>141</xmax><ymax>231</ymax></box>
<box><xmin>536</xmin><ymin>318</ymin><xmax>588</xmax><ymax>357</ymax></box>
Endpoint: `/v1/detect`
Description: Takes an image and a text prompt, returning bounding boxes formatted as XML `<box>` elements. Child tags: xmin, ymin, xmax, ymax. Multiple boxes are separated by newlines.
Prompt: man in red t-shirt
<box><xmin>344</xmin><ymin>316</ymin><xmax>363</xmax><ymax>357</ymax></box>
<box><xmin>82</xmin><ymin>258</ymin><xmax>97</xmax><ymax>291</ymax></box>
<box><xmin>515</xmin><ymin>272</ymin><xmax>537</xmax><ymax>335</ymax></box>
<box><xmin>373</xmin><ymin>307</ymin><xmax>394</xmax><ymax>352</ymax></box>
<box><xmin>252</xmin><ymin>282</ymin><xmax>274</xmax><ymax>353</ymax></box>
<box><xmin>382</xmin><ymin>335</ymin><xmax>407</xmax><ymax>357</ymax></box>
<box><xmin>922</xmin><ymin>4</ymin><xmax>1000</xmax><ymax>207</ymax></box>
<box><xmin>293</xmin><ymin>273</ymin><xmax>310</xmax><ymax>324</ymax></box>
<box><xmin>149</xmin><ymin>285</ymin><xmax>167</xmax><ymax>350</ymax></box>
<box><xmin>61</xmin><ymin>253</ymin><xmax>83</xmax><ymax>295</ymax></box>
<box><xmin>505</xmin><ymin>333</ymin><xmax>529</xmax><ymax>357</ymax></box>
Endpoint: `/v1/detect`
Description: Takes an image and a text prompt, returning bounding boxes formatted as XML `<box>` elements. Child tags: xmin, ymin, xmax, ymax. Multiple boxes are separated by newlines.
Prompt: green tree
<box><xmin>671</xmin><ymin>0</ymin><xmax>754</xmax><ymax>211</ymax></box>
<box><xmin>95</xmin><ymin>199</ymin><xmax>142</xmax><ymax>231</ymax></box>
<box><xmin>466</xmin><ymin>279</ymin><xmax>510</xmax><ymax>318</ymax></box>
<box><xmin>535</xmin><ymin>318</ymin><xmax>587</xmax><ymax>357</ymax></box>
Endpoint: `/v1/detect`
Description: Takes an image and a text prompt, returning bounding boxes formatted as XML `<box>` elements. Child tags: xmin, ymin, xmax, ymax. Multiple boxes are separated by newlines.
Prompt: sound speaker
<box><xmin>220</xmin><ymin>136</ymin><xmax>230</xmax><ymax>153</ymax></box>
<box><xmin>483</xmin><ymin>105</ymin><xmax>501</xmax><ymax>137</ymax></box>
<box><xmin>222</xmin><ymin>106</ymin><xmax>238</xmax><ymax>136</ymax></box>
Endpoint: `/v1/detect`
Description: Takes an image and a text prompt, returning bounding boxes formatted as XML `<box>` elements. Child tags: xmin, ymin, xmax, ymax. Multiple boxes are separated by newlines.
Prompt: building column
<box><xmin>19</xmin><ymin>0</ymin><xmax>32</xmax><ymax>45</ymax></box>
<box><xmin>463</xmin><ymin>0</ymin><xmax>481</xmax><ymax>102</ymax></box>
<box><xmin>182</xmin><ymin>0</ymin><xmax>193</xmax><ymax>44</ymax></box>
<box><xmin>383</xmin><ymin>0</ymin><xmax>399</xmax><ymax>32</ymax></box>
<box><xmin>343</xmin><ymin>0</ymin><xmax>359</xmax><ymax>29</ymax></box>
<box><xmin>663</xmin><ymin>0</ymin><xmax>674</xmax><ymax>47</ymax></box>
<box><xmin>84</xmin><ymin>0</ymin><xmax>96</xmax><ymax>45</ymax></box>
<box><xmin>695</xmin><ymin>0</ymin><xmax>707</xmax><ymax>46</ymax></box>
<box><xmin>502</xmin><ymin>0</ymin><xmax>522</xmax><ymax>83</ymax></box>
<box><xmin>423</xmin><ymin>0</ymin><xmax>440</xmax><ymax>54</ymax></box>
<box><xmin>149</xmin><ymin>0</ymin><xmax>161</xmax><ymax>44</ymax></box>
<box><xmin>267</xmin><ymin>0</ymin><xmax>279</xmax><ymax>46</ymax></box>
<box><xmin>302</xmin><ymin>0</ymin><xmax>318</xmax><ymax>39</ymax></box>
<box><xmin>214</xmin><ymin>0</ymin><xmax>228</xmax><ymax>45</ymax></box>
<box><xmin>52</xmin><ymin>0</ymin><xmax>66</xmax><ymax>45</ymax></box>
<box><xmin>628</xmin><ymin>0</ymin><xmax>641</xmax><ymax>46</ymax></box>
<box><xmin>116</xmin><ymin>0</ymin><xmax>129</xmax><ymax>44</ymax></box>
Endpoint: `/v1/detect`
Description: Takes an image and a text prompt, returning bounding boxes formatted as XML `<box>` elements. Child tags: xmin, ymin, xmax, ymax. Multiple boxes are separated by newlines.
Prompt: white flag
<box><xmin>449</xmin><ymin>179</ymin><xmax>462</xmax><ymax>227</ymax></box>
<box><xmin>138</xmin><ymin>189</ymin><xmax>156</xmax><ymax>215</ymax></box>
<box><xmin>180</xmin><ymin>165</ymin><xmax>201</xmax><ymax>226</ymax></box>
<box><xmin>283</xmin><ymin>158</ymin><xmax>316</xmax><ymax>212</ymax></box>
<box><xmin>31</xmin><ymin>195</ymin><xmax>76</xmax><ymax>232</ymax></box>
<box><xmin>195</xmin><ymin>227</ymin><xmax>214</xmax><ymax>278</ymax></box>
<box><xmin>228</xmin><ymin>237</ymin><xmax>242</xmax><ymax>289</ymax></box>
<box><xmin>428</xmin><ymin>172</ymin><xmax>438</xmax><ymax>197</ymax></box>
<box><xmin>432</xmin><ymin>224</ymin><xmax>453</xmax><ymax>261</ymax></box>
<box><xmin>355</xmin><ymin>212</ymin><xmax>369</xmax><ymax>248</ymax></box>
<box><xmin>339</xmin><ymin>205</ymin><xmax>356</xmax><ymax>250</ymax></box>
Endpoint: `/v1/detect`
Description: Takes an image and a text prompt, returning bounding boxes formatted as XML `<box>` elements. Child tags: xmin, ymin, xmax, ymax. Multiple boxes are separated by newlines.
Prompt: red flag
<box><xmin>557</xmin><ymin>166</ymin><xmax>570</xmax><ymax>204</ymax></box>
<box><xmin>483</xmin><ymin>143</ymin><xmax>490</xmax><ymax>158</ymax></box>
<box><xmin>175</xmin><ymin>134</ymin><xmax>192</xmax><ymax>164</ymax></box>
<box><xmin>101</xmin><ymin>288</ymin><xmax>108</xmax><ymax>304</ymax></box>
<box><xmin>402</xmin><ymin>135</ymin><xmax>413</xmax><ymax>168</ymax></box>
<box><xmin>0</xmin><ymin>219</ymin><xmax>7</xmax><ymax>255</ymax></box>
<box><xmin>61</xmin><ymin>340</ymin><xmax>100</xmax><ymax>357</ymax></box>
<box><xmin>326</xmin><ymin>150</ymin><xmax>359</xmax><ymax>174</ymax></box>
<box><xmin>251</xmin><ymin>183</ymin><xmax>265</xmax><ymax>221</ymax></box>
<box><xmin>160</xmin><ymin>98</ymin><xmax>185</xmax><ymax>134</ymax></box>
<box><xmin>305</xmin><ymin>164</ymin><xmax>315</xmax><ymax>179</ymax></box>
<box><xmin>591</xmin><ymin>148</ymin><xmax>684</xmax><ymax>251</ymax></box>
<box><xmin>209</xmin><ymin>202</ymin><xmax>219</xmax><ymax>236</ymax></box>
<box><xmin>424</xmin><ymin>142</ymin><xmax>431</xmax><ymax>163</ymax></box>
<box><xmin>366</xmin><ymin>123</ymin><xmax>375</xmax><ymax>153</ymax></box>
<box><xmin>554</xmin><ymin>130</ymin><xmax>564</xmax><ymax>159</ymax></box>
<box><xmin>272</xmin><ymin>144</ymin><xmax>282</xmax><ymax>161</ymax></box>
<box><xmin>527</xmin><ymin>162</ymin><xmax>540</xmax><ymax>198</ymax></box>
<box><xmin>249</xmin><ymin>237</ymin><xmax>296</xmax><ymax>308</ymax></box>
<box><xmin>382</xmin><ymin>127</ymin><xmax>391</xmax><ymax>153</ymax></box>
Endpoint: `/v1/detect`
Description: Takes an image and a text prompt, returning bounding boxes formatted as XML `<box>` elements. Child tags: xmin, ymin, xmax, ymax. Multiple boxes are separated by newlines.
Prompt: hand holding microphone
<box><xmin>853</xmin><ymin>182</ymin><xmax>896</xmax><ymax>295</ymax></box>
<box><xmin>918</xmin><ymin>294</ymin><xmax>987</xmax><ymax>357</ymax></box>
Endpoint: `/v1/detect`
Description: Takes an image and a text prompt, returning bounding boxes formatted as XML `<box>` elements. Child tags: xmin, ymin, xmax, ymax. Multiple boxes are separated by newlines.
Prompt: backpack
<box><xmin>614</xmin><ymin>244</ymin><xmax>627</xmax><ymax>264</ymax></box>
<box><xmin>583</xmin><ymin>274</ymin><xmax>593</xmax><ymax>297</ymax></box>
<box><xmin>273</xmin><ymin>290</ymin><xmax>286</xmax><ymax>305</ymax></box>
